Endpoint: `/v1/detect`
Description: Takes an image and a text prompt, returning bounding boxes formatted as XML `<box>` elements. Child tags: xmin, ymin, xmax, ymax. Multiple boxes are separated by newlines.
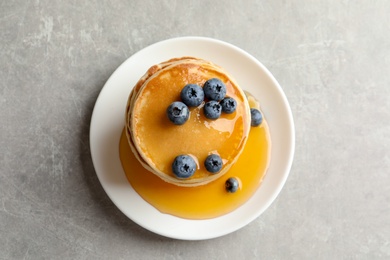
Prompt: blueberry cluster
<box><xmin>166</xmin><ymin>84</ymin><xmax>203</xmax><ymax>125</ymax></box>
<box><xmin>166</xmin><ymin>78</ymin><xmax>237</xmax><ymax>125</ymax></box>
<box><xmin>202</xmin><ymin>78</ymin><xmax>237</xmax><ymax>120</ymax></box>
<box><xmin>172</xmin><ymin>153</ymin><xmax>223</xmax><ymax>179</ymax></box>
<box><xmin>167</xmin><ymin>79</ymin><xmax>244</xmax><ymax>188</ymax></box>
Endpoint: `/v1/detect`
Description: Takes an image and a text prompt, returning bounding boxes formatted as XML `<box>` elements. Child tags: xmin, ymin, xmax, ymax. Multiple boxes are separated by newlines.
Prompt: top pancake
<box><xmin>126</xmin><ymin>57</ymin><xmax>251</xmax><ymax>186</ymax></box>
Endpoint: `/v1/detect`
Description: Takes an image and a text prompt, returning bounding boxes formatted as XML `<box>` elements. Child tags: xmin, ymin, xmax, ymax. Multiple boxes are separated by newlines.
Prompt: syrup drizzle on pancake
<box><xmin>126</xmin><ymin>58</ymin><xmax>251</xmax><ymax>186</ymax></box>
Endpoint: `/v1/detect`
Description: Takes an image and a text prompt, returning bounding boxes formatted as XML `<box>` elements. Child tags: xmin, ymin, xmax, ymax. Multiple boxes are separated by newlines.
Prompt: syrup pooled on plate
<box><xmin>119</xmin><ymin>93</ymin><xmax>271</xmax><ymax>219</ymax></box>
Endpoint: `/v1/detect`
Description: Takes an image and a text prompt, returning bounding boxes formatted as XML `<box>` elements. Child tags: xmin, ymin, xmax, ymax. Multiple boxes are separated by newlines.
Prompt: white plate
<box><xmin>90</xmin><ymin>37</ymin><xmax>295</xmax><ymax>240</ymax></box>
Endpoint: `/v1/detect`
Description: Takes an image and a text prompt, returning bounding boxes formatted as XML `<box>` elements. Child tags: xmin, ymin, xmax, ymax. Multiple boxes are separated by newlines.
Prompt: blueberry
<box><xmin>203</xmin><ymin>101</ymin><xmax>222</xmax><ymax>120</ymax></box>
<box><xmin>220</xmin><ymin>97</ymin><xmax>237</xmax><ymax>114</ymax></box>
<box><xmin>180</xmin><ymin>84</ymin><xmax>204</xmax><ymax>107</ymax></box>
<box><xmin>172</xmin><ymin>155</ymin><xmax>196</xmax><ymax>179</ymax></box>
<box><xmin>167</xmin><ymin>101</ymin><xmax>189</xmax><ymax>125</ymax></box>
<box><xmin>225</xmin><ymin>177</ymin><xmax>239</xmax><ymax>193</ymax></box>
<box><xmin>203</xmin><ymin>78</ymin><xmax>227</xmax><ymax>101</ymax></box>
<box><xmin>250</xmin><ymin>108</ymin><xmax>263</xmax><ymax>126</ymax></box>
<box><xmin>204</xmin><ymin>154</ymin><xmax>223</xmax><ymax>173</ymax></box>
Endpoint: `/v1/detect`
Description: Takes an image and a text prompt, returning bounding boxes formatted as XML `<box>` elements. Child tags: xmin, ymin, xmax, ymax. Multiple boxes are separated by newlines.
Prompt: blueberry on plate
<box><xmin>204</xmin><ymin>154</ymin><xmax>223</xmax><ymax>173</ymax></box>
<box><xmin>180</xmin><ymin>84</ymin><xmax>204</xmax><ymax>107</ymax></box>
<box><xmin>203</xmin><ymin>78</ymin><xmax>227</xmax><ymax>101</ymax></box>
<box><xmin>225</xmin><ymin>177</ymin><xmax>239</xmax><ymax>193</ymax></box>
<box><xmin>203</xmin><ymin>101</ymin><xmax>222</xmax><ymax>120</ymax></box>
<box><xmin>167</xmin><ymin>101</ymin><xmax>190</xmax><ymax>125</ymax></box>
<box><xmin>250</xmin><ymin>108</ymin><xmax>263</xmax><ymax>126</ymax></box>
<box><xmin>220</xmin><ymin>97</ymin><xmax>237</xmax><ymax>114</ymax></box>
<box><xmin>172</xmin><ymin>155</ymin><xmax>196</xmax><ymax>179</ymax></box>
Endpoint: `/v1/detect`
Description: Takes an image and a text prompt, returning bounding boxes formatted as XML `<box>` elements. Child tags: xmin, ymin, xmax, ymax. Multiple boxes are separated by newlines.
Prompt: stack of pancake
<box><xmin>125</xmin><ymin>57</ymin><xmax>251</xmax><ymax>187</ymax></box>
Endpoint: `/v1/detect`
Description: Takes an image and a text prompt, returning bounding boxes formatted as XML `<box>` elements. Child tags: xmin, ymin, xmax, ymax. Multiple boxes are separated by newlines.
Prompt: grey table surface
<box><xmin>1</xmin><ymin>1</ymin><xmax>390</xmax><ymax>259</ymax></box>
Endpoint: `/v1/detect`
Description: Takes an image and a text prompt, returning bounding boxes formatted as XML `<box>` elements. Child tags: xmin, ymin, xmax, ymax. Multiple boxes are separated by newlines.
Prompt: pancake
<box><xmin>125</xmin><ymin>57</ymin><xmax>251</xmax><ymax>187</ymax></box>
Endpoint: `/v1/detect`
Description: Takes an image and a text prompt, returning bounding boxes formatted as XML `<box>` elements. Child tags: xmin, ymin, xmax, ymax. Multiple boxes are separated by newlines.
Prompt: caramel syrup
<box><xmin>119</xmin><ymin>97</ymin><xmax>271</xmax><ymax>219</ymax></box>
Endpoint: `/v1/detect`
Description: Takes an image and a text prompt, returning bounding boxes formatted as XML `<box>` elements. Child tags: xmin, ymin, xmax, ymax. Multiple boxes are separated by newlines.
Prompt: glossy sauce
<box><xmin>119</xmin><ymin>96</ymin><xmax>271</xmax><ymax>219</ymax></box>
<box><xmin>131</xmin><ymin>63</ymin><xmax>250</xmax><ymax>182</ymax></box>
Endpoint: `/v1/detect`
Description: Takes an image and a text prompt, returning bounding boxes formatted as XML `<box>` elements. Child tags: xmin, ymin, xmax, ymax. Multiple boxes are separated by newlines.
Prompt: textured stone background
<box><xmin>1</xmin><ymin>1</ymin><xmax>390</xmax><ymax>259</ymax></box>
